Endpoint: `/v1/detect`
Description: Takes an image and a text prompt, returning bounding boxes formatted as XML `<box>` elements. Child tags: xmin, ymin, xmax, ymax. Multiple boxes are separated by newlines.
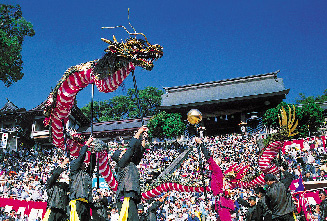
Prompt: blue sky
<box><xmin>1</xmin><ymin>0</ymin><xmax>326</xmax><ymax>110</ymax></box>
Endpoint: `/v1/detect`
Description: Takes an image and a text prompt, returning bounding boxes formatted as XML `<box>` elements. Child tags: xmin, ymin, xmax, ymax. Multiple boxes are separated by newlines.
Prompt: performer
<box><xmin>264</xmin><ymin>174</ymin><xmax>295</xmax><ymax>221</ymax></box>
<box><xmin>138</xmin><ymin>193</ymin><xmax>169</xmax><ymax>221</ymax></box>
<box><xmin>195</xmin><ymin>137</ymin><xmax>234</xmax><ymax>221</ymax></box>
<box><xmin>111</xmin><ymin>126</ymin><xmax>148</xmax><ymax>221</ymax></box>
<box><xmin>318</xmin><ymin>190</ymin><xmax>327</xmax><ymax>220</ymax></box>
<box><xmin>43</xmin><ymin>157</ymin><xmax>69</xmax><ymax>221</ymax></box>
<box><xmin>146</xmin><ymin>193</ymin><xmax>169</xmax><ymax>221</ymax></box>
<box><xmin>69</xmin><ymin>136</ymin><xmax>96</xmax><ymax>221</ymax></box>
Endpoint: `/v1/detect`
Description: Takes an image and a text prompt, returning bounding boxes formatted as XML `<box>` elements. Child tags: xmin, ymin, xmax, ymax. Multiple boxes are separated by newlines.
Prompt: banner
<box><xmin>1</xmin><ymin>133</ymin><xmax>8</xmax><ymax>148</ymax></box>
<box><xmin>0</xmin><ymin>198</ymin><xmax>47</xmax><ymax>219</ymax></box>
<box><xmin>92</xmin><ymin>177</ymin><xmax>109</xmax><ymax>189</ymax></box>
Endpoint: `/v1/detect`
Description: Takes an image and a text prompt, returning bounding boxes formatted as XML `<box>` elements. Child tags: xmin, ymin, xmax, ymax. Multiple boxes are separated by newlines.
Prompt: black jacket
<box><xmin>92</xmin><ymin>197</ymin><xmax>108</xmax><ymax>221</ymax></box>
<box><xmin>281</xmin><ymin>171</ymin><xmax>295</xmax><ymax>190</ymax></box>
<box><xmin>46</xmin><ymin>166</ymin><xmax>69</xmax><ymax>211</ymax></box>
<box><xmin>69</xmin><ymin>145</ymin><xmax>96</xmax><ymax>203</ymax></box>
<box><xmin>237</xmin><ymin>197</ymin><xmax>260</xmax><ymax>221</ymax></box>
<box><xmin>265</xmin><ymin>181</ymin><xmax>295</xmax><ymax>219</ymax></box>
<box><xmin>115</xmin><ymin>137</ymin><xmax>144</xmax><ymax>202</ymax></box>
<box><xmin>320</xmin><ymin>199</ymin><xmax>327</xmax><ymax>220</ymax></box>
<box><xmin>147</xmin><ymin>201</ymin><xmax>163</xmax><ymax>221</ymax></box>
<box><xmin>257</xmin><ymin>196</ymin><xmax>272</xmax><ymax>221</ymax></box>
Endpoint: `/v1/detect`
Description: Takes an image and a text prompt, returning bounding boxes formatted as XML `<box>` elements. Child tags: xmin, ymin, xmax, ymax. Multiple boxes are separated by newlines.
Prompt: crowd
<box><xmin>0</xmin><ymin>131</ymin><xmax>326</xmax><ymax>220</ymax></box>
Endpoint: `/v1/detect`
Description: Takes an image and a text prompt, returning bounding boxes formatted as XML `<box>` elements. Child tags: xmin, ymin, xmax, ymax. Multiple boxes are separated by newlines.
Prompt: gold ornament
<box><xmin>278</xmin><ymin>105</ymin><xmax>298</xmax><ymax>137</ymax></box>
<box><xmin>187</xmin><ymin>109</ymin><xmax>203</xmax><ymax>125</ymax></box>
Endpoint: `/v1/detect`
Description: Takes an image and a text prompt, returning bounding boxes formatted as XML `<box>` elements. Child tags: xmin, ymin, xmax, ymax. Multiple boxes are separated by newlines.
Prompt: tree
<box><xmin>297</xmin><ymin>102</ymin><xmax>324</xmax><ymax>137</ymax></box>
<box><xmin>147</xmin><ymin>111</ymin><xmax>186</xmax><ymax>139</ymax></box>
<box><xmin>81</xmin><ymin>86</ymin><xmax>164</xmax><ymax>121</ymax></box>
<box><xmin>128</xmin><ymin>86</ymin><xmax>164</xmax><ymax>118</ymax></box>
<box><xmin>80</xmin><ymin>101</ymin><xmax>104</xmax><ymax>123</ymax></box>
<box><xmin>296</xmin><ymin>89</ymin><xmax>327</xmax><ymax>104</ymax></box>
<box><xmin>262</xmin><ymin>101</ymin><xmax>324</xmax><ymax>138</ymax></box>
<box><xmin>0</xmin><ymin>4</ymin><xmax>35</xmax><ymax>87</ymax></box>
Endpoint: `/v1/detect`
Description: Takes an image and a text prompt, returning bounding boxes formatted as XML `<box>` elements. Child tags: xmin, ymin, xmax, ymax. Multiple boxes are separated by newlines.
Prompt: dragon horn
<box><xmin>128</xmin><ymin>8</ymin><xmax>137</xmax><ymax>33</ymax></box>
<box><xmin>129</xmin><ymin>32</ymin><xmax>151</xmax><ymax>46</ymax></box>
<box><xmin>102</xmin><ymin>25</ymin><xmax>132</xmax><ymax>36</ymax></box>
<box><xmin>101</xmin><ymin>38</ymin><xmax>111</xmax><ymax>44</ymax></box>
<box><xmin>113</xmin><ymin>35</ymin><xmax>118</xmax><ymax>43</ymax></box>
<box><xmin>102</xmin><ymin>25</ymin><xmax>151</xmax><ymax>46</ymax></box>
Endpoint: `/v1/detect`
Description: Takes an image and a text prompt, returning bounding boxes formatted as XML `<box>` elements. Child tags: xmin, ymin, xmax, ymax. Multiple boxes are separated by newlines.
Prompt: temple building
<box><xmin>82</xmin><ymin>117</ymin><xmax>150</xmax><ymax>142</ymax></box>
<box><xmin>0</xmin><ymin>99</ymin><xmax>89</xmax><ymax>151</ymax></box>
<box><xmin>160</xmin><ymin>71</ymin><xmax>289</xmax><ymax>135</ymax></box>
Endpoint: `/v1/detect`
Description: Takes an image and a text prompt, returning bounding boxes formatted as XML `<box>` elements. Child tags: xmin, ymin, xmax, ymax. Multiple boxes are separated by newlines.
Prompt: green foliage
<box><xmin>297</xmin><ymin>102</ymin><xmax>324</xmax><ymax>137</ymax></box>
<box><xmin>0</xmin><ymin>4</ymin><xmax>35</xmax><ymax>87</ymax></box>
<box><xmin>147</xmin><ymin>111</ymin><xmax>186</xmax><ymax>139</ymax></box>
<box><xmin>127</xmin><ymin>86</ymin><xmax>164</xmax><ymax>118</ymax></box>
<box><xmin>296</xmin><ymin>89</ymin><xmax>327</xmax><ymax>104</ymax></box>
<box><xmin>262</xmin><ymin>102</ymin><xmax>290</xmax><ymax>130</ymax></box>
<box><xmin>262</xmin><ymin>101</ymin><xmax>324</xmax><ymax>138</ymax></box>
<box><xmin>81</xmin><ymin>86</ymin><xmax>164</xmax><ymax>121</ymax></box>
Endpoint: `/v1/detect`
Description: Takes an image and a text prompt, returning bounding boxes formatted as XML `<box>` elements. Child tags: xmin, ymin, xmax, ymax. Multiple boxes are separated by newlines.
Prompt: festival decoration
<box><xmin>42</xmin><ymin>15</ymin><xmax>304</xmax><ymax>204</ymax></box>
<box><xmin>278</xmin><ymin>105</ymin><xmax>299</xmax><ymax>137</ymax></box>
<box><xmin>43</xmin><ymin>18</ymin><xmax>163</xmax><ymax>190</ymax></box>
<box><xmin>142</xmin><ymin>182</ymin><xmax>209</xmax><ymax>201</ymax></box>
<box><xmin>187</xmin><ymin>109</ymin><xmax>202</xmax><ymax>125</ymax></box>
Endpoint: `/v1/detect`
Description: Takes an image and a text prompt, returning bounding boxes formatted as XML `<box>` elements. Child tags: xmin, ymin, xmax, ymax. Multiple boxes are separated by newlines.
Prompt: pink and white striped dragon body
<box><xmin>43</xmin><ymin>26</ymin><xmax>288</xmax><ymax>200</ymax></box>
<box><xmin>43</xmin><ymin>30</ymin><xmax>163</xmax><ymax>191</ymax></box>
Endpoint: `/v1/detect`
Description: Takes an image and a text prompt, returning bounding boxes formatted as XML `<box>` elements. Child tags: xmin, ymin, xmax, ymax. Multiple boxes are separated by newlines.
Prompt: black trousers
<box><xmin>272</xmin><ymin>212</ymin><xmax>295</xmax><ymax>221</ymax></box>
<box><xmin>47</xmin><ymin>208</ymin><xmax>67</xmax><ymax>221</ymax></box>
<box><xmin>117</xmin><ymin>198</ymin><xmax>139</xmax><ymax>221</ymax></box>
<box><xmin>70</xmin><ymin>200</ymin><xmax>91</xmax><ymax>221</ymax></box>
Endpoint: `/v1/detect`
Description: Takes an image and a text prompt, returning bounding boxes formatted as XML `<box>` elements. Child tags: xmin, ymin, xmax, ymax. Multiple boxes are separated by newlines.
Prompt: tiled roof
<box><xmin>161</xmin><ymin>71</ymin><xmax>289</xmax><ymax>107</ymax></box>
<box><xmin>28</xmin><ymin>100</ymin><xmax>90</xmax><ymax>126</ymax></box>
<box><xmin>84</xmin><ymin>117</ymin><xmax>150</xmax><ymax>134</ymax></box>
<box><xmin>0</xmin><ymin>100</ymin><xmax>25</xmax><ymax>114</ymax></box>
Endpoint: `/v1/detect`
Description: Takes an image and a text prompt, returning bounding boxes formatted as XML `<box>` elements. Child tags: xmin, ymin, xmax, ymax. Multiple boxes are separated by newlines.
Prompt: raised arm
<box><xmin>194</xmin><ymin>137</ymin><xmax>211</xmax><ymax>160</ymax></box>
<box><xmin>117</xmin><ymin>126</ymin><xmax>147</xmax><ymax>167</ymax></box>
<box><xmin>237</xmin><ymin>197</ymin><xmax>250</xmax><ymax>208</ymax></box>
<box><xmin>70</xmin><ymin>136</ymin><xmax>93</xmax><ymax>176</ymax></box>
<box><xmin>46</xmin><ymin>158</ymin><xmax>69</xmax><ymax>188</ymax></box>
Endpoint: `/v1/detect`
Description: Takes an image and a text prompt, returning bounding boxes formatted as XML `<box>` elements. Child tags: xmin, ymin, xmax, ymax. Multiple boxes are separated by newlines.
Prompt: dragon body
<box><xmin>43</xmin><ymin>21</ymin><xmax>294</xmax><ymax>200</ymax></box>
<box><xmin>43</xmin><ymin>29</ymin><xmax>163</xmax><ymax>190</ymax></box>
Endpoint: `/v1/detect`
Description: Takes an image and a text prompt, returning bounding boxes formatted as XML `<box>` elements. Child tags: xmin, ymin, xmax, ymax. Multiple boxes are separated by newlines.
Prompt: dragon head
<box><xmin>93</xmin><ymin>33</ymin><xmax>163</xmax><ymax>79</ymax></box>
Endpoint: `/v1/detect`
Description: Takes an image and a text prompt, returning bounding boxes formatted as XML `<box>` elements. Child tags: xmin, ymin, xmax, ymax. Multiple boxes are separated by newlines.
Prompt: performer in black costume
<box><xmin>111</xmin><ymin>126</ymin><xmax>148</xmax><ymax>221</ymax></box>
<box><xmin>264</xmin><ymin>174</ymin><xmax>295</xmax><ymax>221</ymax></box>
<box><xmin>43</xmin><ymin>157</ymin><xmax>69</xmax><ymax>221</ymax></box>
<box><xmin>319</xmin><ymin>190</ymin><xmax>327</xmax><ymax>220</ymax></box>
<box><xmin>69</xmin><ymin>136</ymin><xmax>96</xmax><ymax>221</ymax></box>
<box><xmin>145</xmin><ymin>193</ymin><xmax>169</xmax><ymax>221</ymax></box>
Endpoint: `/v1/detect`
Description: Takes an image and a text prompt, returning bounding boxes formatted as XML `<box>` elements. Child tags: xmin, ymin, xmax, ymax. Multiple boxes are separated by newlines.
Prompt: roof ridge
<box><xmin>0</xmin><ymin>99</ymin><xmax>20</xmax><ymax>113</ymax></box>
<box><xmin>164</xmin><ymin>70</ymin><xmax>280</xmax><ymax>92</ymax></box>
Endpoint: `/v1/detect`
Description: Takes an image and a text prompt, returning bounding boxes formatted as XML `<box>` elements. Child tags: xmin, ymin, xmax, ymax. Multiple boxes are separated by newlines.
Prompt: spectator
<box><xmin>187</xmin><ymin>212</ymin><xmax>200</xmax><ymax>221</ymax></box>
<box><xmin>110</xmin><ymin>208</ymin><xmax>119</xmax><ymax>221</ymax></box>
<box><xmin>303</xmin><ymin>171</ymin><xmax>314</xmax><ymax>182</ymax></box>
